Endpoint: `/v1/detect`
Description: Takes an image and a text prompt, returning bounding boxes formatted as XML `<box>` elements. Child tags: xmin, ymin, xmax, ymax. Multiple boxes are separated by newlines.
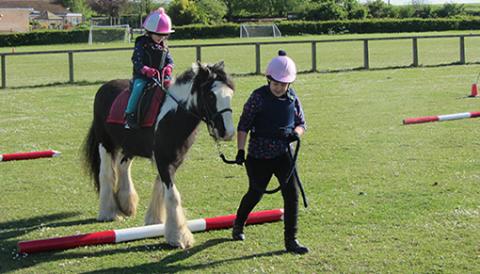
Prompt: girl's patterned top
<box><xmin>132</xmin><ymin>35</ymin><xmax>174</xmax><ymax>78</ymax></box>
<box><xmin>238</xmin><ymin>85</ymin><xmax>306</xmax><ymax>159</ymax></box>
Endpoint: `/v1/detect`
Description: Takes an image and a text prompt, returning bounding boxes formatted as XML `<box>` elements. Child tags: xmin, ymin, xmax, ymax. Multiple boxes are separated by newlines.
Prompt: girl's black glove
<box><xmin>286</xmin><ymin>131</ymin><xmax>300</xmax><ymax>143</ymax></box>
<box><xmin>235</xmin><ymin>149</ymin><xmax>245</xmax><ymax>165</ymax></box>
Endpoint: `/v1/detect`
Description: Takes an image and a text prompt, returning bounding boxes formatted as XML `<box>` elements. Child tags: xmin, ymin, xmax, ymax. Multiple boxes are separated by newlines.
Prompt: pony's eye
<box><xmin>208</xmin><ymin>93</ymin><xmax>216</xmax><ymax>101</ymax></box>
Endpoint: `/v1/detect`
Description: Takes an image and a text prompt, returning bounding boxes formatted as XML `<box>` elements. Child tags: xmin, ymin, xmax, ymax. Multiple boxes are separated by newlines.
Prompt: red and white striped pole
<box><xmin>0</xmin><ymin>150</ymin><xmax>61</xmax><ymax>162</ymax></box>
<box><xmin>18</xmin><ymin>209</ymin><xmax>283</xmax><ymax>254</ymax></box>
<box><xmin>403</xmin><ymin>111</ymin><xmax>480</xmax><ymax>125</ymax></box>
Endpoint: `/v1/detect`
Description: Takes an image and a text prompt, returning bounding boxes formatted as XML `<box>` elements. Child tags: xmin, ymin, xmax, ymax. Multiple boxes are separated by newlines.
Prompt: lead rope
<box><xmin>218</xmin><ymin>137</ymin><xmax>308</xmax><ymax>208</ymax></box>
<box><xmin>216</xmin><ymin>140</ymin><xmax>237</xmax><ymax>164</ymax></box>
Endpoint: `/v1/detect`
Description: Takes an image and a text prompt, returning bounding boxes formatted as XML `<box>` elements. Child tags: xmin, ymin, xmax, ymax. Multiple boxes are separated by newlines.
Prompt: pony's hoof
<box><xmin>166</xmin><ymin>229</ymin><xmax>194</xmax><ymax>249</ymax></box>
<box><xmin>145</xmin><ymin>216</ymin><xmax>164</xmax><ymax>225</ymax></box>
<box><xmin>116</xmin><ymin>191</ymin><xmax>139</xmax><ymax>217</ymax></box>
<box><xmin>97</xmin><ymin>213</ymin><xmax>122</xmax><ymax>222</ymax></box>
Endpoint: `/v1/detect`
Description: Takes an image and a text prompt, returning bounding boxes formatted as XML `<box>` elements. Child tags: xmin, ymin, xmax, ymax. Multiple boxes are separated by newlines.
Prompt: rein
<box><xmin>151</xmin><ymin>77</ymin><xmax>232</xmax><ymax>131</ymax></box>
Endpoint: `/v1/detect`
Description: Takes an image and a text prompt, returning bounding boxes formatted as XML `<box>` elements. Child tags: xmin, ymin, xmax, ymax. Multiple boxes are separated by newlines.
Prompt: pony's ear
<box><xmin>214</xmin><ymin>61</ymin><xmax>225</xmax><ymax>70</ymax></box>
<box><xmin>192</xmin><ymin>61</ymin><xmax>211</xmax><ymax>76</ymax></box>
<box><xmin>191</xmin><ymin>62</ymin><xmax>200</xmax><ymax>74</ymax></box>
<box><xmin>198</xmin><ymin>62</ymin><xmax>211</xmax><ymax>78</ymax></box>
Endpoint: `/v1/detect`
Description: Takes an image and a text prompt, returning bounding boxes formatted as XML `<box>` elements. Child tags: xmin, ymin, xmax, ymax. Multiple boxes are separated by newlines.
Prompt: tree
<box><xmin>305</xmin><ymin>0</ymin><xmax>348</xmax><ymax>21</ymax></box>
<box><xmin>219</xmin><ymin>0</ymin><xmax>306</xmax><ymax>19</ymax></box>
<box><xmin>434</xmin><ymin>3</ymin><xmax>465</xmax><ymax>18</ymax></box>
<box><xmin>87</xmin><ymin>0</ymin><xmax>129</xmax><ymax>19</ymax></box>
<box><xmin>55</xmin><ymin>0</ymin><xmax>93</xmax><ymax>18</ymax></box>
<box><xmin>220</xmin><ymin>0</ymin><xmax>236</xmax><ymax>20</ymax></box>
<box><xmin>196</xmin><ymin>0</ymin><xmax>228</xmax><ymax>24</ymax></box>
<box><xmin>342</xmin><ymin>0</ymin><xmax>367</xmax><ymax>19</ymax></box>
<box><xmin>167</xmin><ymin>0</ymin><xmax>201</xmax><ymax>25</ymax></box>
<box><xmin>365</xmin><ymin>0</ymin><xmax>396</xmax><ymax>18</ymax></box>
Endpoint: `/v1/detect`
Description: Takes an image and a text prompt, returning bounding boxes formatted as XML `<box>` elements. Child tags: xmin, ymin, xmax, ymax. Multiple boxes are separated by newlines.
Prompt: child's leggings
<box><xmin>125</xmin><ymin>78</ymin><xmax>147</xmax><ymax>114</ymax></box>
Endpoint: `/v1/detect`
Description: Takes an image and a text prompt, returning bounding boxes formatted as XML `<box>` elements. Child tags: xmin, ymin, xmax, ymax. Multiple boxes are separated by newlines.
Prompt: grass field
<box><xmin>1</xmin><ymin>33</ymin><xmax>480</xmax><ymax>273</ymax></box>
<box><xmin>3</xmin><ymin>30</ymin><xmax>480</xmax><ymax>88</ymax></box>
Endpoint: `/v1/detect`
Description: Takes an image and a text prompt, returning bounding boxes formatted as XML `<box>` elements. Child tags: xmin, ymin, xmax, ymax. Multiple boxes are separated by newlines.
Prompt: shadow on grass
<box><xmin>3</xmin><ymin>229</ymin><xmax>286</xmax><ymax>273</ymax></box>
<box><xmin>0</xmin><ymin>212</ymin><xmax>89</xmax><ymax>241</ymax></box>
<box><xmin>81</xmin><ymin>238</ymin><xmax>286</xmax><ymax>274</ymax></box>
<box><xmin>0</xmin><ymin>212</ymin><xmax>96</xmax><ymax>273</ymax></box>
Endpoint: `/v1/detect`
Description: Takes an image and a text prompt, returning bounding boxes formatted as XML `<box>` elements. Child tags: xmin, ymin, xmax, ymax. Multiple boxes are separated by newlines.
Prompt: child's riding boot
<box><xmin>285</xmin><ymin>236</ymin><xmax>309</xmax><ymax>254</ymax></box>
<box><xmin>125</xmin><ymin>113</ymin><xmax>140</xmax><ymax>129</ymax></box>
<box><xmin>284</xmin><ymin>203</ymin><xmax>309</xmax><ymax>254</ymax></box>
<box><xmin>232</xmin><ymin>219</ymin><xmax>245</xmax><ymax>241</ymax></box>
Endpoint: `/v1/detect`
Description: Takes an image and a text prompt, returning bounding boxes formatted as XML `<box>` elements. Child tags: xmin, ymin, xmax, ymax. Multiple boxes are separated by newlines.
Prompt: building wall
<box><xmin>0</xmin><ymin>9</ymin><xmax>30</xmax><ymax>33</ymax></box>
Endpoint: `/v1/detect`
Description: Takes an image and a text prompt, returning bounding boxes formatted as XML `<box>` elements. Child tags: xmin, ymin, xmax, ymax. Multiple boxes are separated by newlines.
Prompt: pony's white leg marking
<box><xmin>114</xmin><ymin>152</ymin><xmax>138</xmax><ymax>217</ymax></box>
<box><xmin>97</xmin><ymin>144</ymin><xmax>120</xmax><ymax>221</ymax></box>
<box><xmin>164</xmin><ymin>184</ymin><xmax>194</xmax><ymax>249</ymax></box>
<box><xmin>145</xmin><ymin>175</ymin><xmax>166</xmax><ymax>225</ymax></box>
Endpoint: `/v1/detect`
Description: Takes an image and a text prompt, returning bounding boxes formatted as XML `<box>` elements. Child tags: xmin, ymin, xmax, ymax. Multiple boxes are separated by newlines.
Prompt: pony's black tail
<box><xmin>83</xmin><ymin>121</ymin><xmax>101</xmax><ymax>193</ymax></box>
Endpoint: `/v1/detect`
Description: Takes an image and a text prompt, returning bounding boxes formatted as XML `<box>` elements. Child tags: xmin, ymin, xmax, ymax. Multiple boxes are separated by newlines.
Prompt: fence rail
<box><xmin>2</xmin><ymin>34</ymin><xmax>480</xmax><ymax>89</ymax></box>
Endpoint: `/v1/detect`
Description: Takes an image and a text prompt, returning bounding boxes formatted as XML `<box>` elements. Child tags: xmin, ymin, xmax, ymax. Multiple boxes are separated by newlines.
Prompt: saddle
<box><xmin>106</xmin><ymin>82</ymin><xmax>166</xmax><ymax>128</ymax></box>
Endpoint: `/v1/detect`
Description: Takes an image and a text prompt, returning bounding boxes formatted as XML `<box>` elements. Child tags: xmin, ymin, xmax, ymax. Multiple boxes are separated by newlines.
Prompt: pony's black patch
<box><xmin>82</xmin><ymin>61</ymin><xmax>234</xmax><ymax>248</ymax></box>
<box><xmin>175</xmin><ymin>68</ymin><xmax>196</xmax><ymax>85</ymax></box>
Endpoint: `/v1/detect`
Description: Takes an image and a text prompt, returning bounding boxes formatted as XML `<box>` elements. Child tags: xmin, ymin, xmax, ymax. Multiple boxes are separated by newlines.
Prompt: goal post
<box><xmin>88</xmin><ymin>24</ymin><xmax>131</xmax><ymax>45</ymax></box>
<box><xmin>240</xmin><ymin>23</ymin><xmax>281</xmax><ymax>38</ymax></box>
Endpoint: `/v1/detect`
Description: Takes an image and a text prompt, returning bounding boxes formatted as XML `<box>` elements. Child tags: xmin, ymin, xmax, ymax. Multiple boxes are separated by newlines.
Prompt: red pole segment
<box><xmin>17</xmin><ymin>231</ymin><xmax>116</xmax><ymax>254</ymax></box>
<box><xmin>0</xmin><ymin>150</ymin><xmax>60</xmax><ymax>162</ymax></box>
<box><xmin>205</xmin><ymin>209</ymin><xmax>283</xmax><ymax>230</ymax></box>
<box><xmin>17</xmin><ymin>209</ymin><xmax>283</xmax><ymax>254</ymax></box>
<box><xmin>403</xmin><ymin>111</ymin><xmax>480</xmax><ymax>125</ymax></box>
<box><xmin>403</xmin><ymin>115</ymin><xmax>439</xmax><ymax>125</ymax></box>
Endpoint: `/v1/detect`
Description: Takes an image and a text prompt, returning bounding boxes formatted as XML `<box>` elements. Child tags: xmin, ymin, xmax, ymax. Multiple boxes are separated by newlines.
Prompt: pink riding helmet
<box><xmin>266</xmin><ymin>50</ymin><xmax>297</xmax><ymax>83</ymax></box>
<box><xmin>143</xmin><ymin>8</ymin><xmax>175</xmax><ymax>34</ymax></box>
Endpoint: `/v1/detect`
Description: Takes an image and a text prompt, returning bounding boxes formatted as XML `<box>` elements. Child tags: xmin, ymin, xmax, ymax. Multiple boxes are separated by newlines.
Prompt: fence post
<box><xmin>412</xmin><ymin>38</ymin><xmax>418</xmax><ymax>67</ymax></box>
<box><xmin>363</xmin><ymin>40</ymin><xmax>369</xmax><ymax>69</ymax></box>
<box><xmin>196</xmin><ymin>46</ymin><xmax>201</xmax><ymax>62</ymax></box>
<box><xmin>459</xmin><ymin>36</ymin><xmax>465</xmax><ymax>64</ymax></box>
<box><xmin>1</xmin><ymin>55</ymin><xmax>5</xmax><ymax>89</ymax></box>
<box><xmin>255</xmin><ymin>43</ymin><xmax>261</xmax><ymax>75</ymax></box>
<box><xmin>311</xmin><ymin>41</ymin><xmax>317</xmax><ymax>72</ymax></box>
<box><xmin>68</xmin><ymin>51</ymin><xmax>74</xmax><ymax>83</ymax></box>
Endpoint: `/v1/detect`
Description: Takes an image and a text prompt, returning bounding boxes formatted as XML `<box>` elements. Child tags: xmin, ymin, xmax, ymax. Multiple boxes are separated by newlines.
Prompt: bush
<box><xmin>305</xmin><ymin>0</ymin><xmax>348</xmax><ymax>21</ymax></box>
<box><xmin>412</xmin><ymin>4</ymin><xmax>434</xmax><ymax>19</ymax></box>
<box><xmin>277</xmin><ymin>18</ymin><xmax>480</xmax><ymax>36</ymax></box>
<box><xmin>173</xmin><ymin>23</ymin><xmax>238</xmax><ymax>39</ymax></box>
<box><xmin>2</xmin><ymin>18</ymin><xmax>480</xmax><ymax>46</ymax></box>
<box><xmin>435</xmin><ymin>3</ymin><xmax>466</xmax><ymax>18</ymax></box>
<box><xmin>366</xmin><ymin>0</ymin><xmax>397</xmax><ymax>18</ymax></box>
<box><xmin>196</xmin><ymin>0</ymin><xmax>227</xmax><ymax>24</ymax></box>
<box><xmin>0</xmin><ymin>29</ymin><xmax>89</xmax><ymax>47</ymax></box>
<box><xmin>343</xmin><ymin>0</ymin><xmax>368</xmax><ymax>20</ymax></box>
<box><xmin>167</xmin><ymin>0</ymin><xmax>201</xmax><ymax>26</ymax></box>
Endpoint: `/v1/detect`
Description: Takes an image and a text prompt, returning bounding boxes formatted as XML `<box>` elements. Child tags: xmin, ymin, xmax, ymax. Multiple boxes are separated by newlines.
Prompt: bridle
<box><xmin>151</xmin><ymin>76</ymin><xmax>232</xmax><ymax>138</ymax></box>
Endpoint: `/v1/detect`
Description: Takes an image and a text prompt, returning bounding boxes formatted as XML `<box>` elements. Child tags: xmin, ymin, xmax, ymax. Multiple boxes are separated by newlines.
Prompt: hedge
<box><xmin>276</xmin><ymin>18</ymin><xmax>480</xmax><ymax>35</ymax></box>
<box><xmin>0</xmin><ymin>29</ymin><xmax>89</xmax><ymax>47</ymax></box>
<box><xmin>2</xmin><ymin>18</ymin><xmax>480</xmax><ymax>47</ymax></box>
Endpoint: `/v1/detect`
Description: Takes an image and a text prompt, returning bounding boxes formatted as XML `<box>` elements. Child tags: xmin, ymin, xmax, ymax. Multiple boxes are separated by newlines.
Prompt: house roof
<box><xmin>36</xmin><ymin>10</ymin><xmax>62</xmax><ymax>20</ymax></box>
<box><xmin>0</xmin><ymin>0</ymin><xmax>68</xmax><ymax>14</ymax></box>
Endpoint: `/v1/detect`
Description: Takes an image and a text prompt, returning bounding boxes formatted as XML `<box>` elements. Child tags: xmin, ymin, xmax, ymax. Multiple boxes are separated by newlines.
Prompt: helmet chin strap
<box><xmin>267</xmin><ymin>78</ymin><xmax>291</xmax><ymax>97</ymax></box>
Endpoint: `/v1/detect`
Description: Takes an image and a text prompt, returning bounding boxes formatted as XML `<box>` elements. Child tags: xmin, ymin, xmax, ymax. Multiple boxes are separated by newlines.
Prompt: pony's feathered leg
<box><xmin>114</xmin><ymin>152</ymin><xmax>138</xmax><ymax>217</ymax></box>
<box><xmin>164</xmin><ymin>183</ymin><xmax>194</xmax><ymax>249</ymax></box>
<box><xmin>145</xmin><ymin>175</ymin><xmax>166</xmax><ymax>225</ymax></box>
<box><xmin>97</xmin><ymin>144</ymin><xmax>121</xmax><ymax>221</ymax></box>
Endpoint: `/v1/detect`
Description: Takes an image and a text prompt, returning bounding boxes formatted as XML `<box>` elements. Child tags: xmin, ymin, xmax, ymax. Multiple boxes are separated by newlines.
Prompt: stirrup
<box><xmin>125</xmin><ymin>113</ymin><xmax>140</xmax><ymax>130</ymax></box>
